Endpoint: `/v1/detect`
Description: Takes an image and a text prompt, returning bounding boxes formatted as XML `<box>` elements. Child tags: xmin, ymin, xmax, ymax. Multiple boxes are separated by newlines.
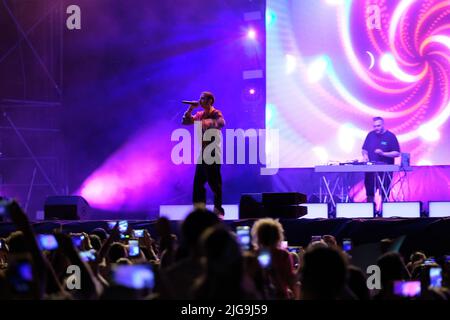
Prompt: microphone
<box><xmin>182</xmin><ymin>100</ymin><xmax>199</xmax><ymax>106</ymax></box>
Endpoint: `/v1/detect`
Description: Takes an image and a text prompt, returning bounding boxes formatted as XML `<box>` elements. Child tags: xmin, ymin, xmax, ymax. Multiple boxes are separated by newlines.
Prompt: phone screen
<box><xmin>79</xmin><ymin>250</ymin><xmax>96</xmax><ymax>262</ymax></box>
<box><xmin>236</xmin><ymin>226</ymin><xmax>251</xmax><ymax>251</ymax></box>
<box><xmin>71</xmin><ymin>234</ymin><xmax>85</xmax><ymax>249</ymax></box>
<box><xmin>113</xmin><ymin>264</ymin><xmax>155</xmax><ymax>290</ymax></box>
<box><xmin>343</xmin><ymin>239</ymin><xmax>352</xmax><ymax>252</ymax></box>
<box><xmin>429</xmin><ymin>267</ymin><xmax>442</xmax><ymax>288</ymax></box>
<box><xmin>38</xmin><ymin>234</ymin><xmax>59</xmax><ymax>251</ymax></box>
<box><xmin>0</xmin><ymin>199</ymin><xmax>12</xmax><ymax>217</ymax></box>
<box><xmin>118</xmin><ymin>221</ymin><xmax>128</xmax><ymax>233</ymax></box>
<box><xmin>394</xmin><ymin>281</ymin><xmax>421</xmax><ymax>297</ymax></box>
<box><xmin>107</xmin><ymin>221</ymin><xmax>117</xmax><ymax>230</ymax></box>
<box><xmin>128</xmin><ymin>240</ymin><xmax>140</xmax><ymax>257</ymax></box>
<box><xmin>257</xmin><ymin>250</ymin><xmax>271</xmax><ymax>269</ymax></box>
<box><xmin>311</xmin><ymin>235</ymin><xmax>321</xmax><ymax>243</ymax></box>
<box><xmin>133</xmin><ymin>229</ymin><xmax>144</xmax><ymax>238</ymax></box>
<box><xmin>9</xmin><ymin>261</ymin><xmax>33</xmax><ymax>293</ymax></box>
<box><xmin>288</xmin><ymin>246</ymin><xmax>302</xmax><ymax>254</ymax></box>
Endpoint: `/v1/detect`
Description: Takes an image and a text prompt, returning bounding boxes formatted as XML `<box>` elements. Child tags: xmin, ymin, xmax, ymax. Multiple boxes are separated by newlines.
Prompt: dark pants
<box><xmin>364</xmin><ymin>172</ymin><xmax>393</xmax><ymax>202</ymax></box>
<box><xmin>193</xmin><ymin>163</ymin><xmax>223</xmax><ymax>212</ymax></box>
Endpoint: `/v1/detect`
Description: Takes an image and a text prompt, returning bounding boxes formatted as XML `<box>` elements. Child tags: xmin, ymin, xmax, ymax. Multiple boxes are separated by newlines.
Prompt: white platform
<box><xmin>382</xmin><ymin>202</ymin><xmax>421</xmax><ymax>218</ymax></box>
<box><xmin>299</xmin><ymin>203</ymin><xmax>329</xmax><ymax>219</ymax></box>
<box><xmin>336</xmin><ymin>203</ymin><xmax>374</xmax><ymax>218</ymax></box>
<box><xmin>159</xmin><ymin>204</ymin><xmax>239</xmax><ymax>220</ymax></box>
<box><xmin>428</xmin><ymin>202</ymin><xmax>450</xmax><ymax>218</ymax></box>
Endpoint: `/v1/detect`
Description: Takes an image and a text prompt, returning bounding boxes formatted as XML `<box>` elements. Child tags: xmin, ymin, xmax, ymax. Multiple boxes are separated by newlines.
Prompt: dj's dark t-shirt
<box><xmin>362</xmin><ymin>130</ymin><xmax>400</xmax><ymax>164</ymax></box>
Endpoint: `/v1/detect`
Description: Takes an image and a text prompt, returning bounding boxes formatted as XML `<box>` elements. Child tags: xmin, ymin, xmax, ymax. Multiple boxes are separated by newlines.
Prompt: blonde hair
<box><xmin>251</xmin><ymin>218</ymin><xmax>285</xmax><ymax>249</ymax></box>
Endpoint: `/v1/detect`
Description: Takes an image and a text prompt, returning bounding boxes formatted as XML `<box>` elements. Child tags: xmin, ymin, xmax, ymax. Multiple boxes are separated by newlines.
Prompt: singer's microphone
<box><xmin>182</xmin><ymin>100</ymin><xmax>199</xmax><ymax>105</ymax></box>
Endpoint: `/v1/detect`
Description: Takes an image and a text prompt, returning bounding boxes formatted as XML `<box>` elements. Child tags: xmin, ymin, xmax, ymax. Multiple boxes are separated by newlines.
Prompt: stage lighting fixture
<box><xmin>247</xmin><ymin>28</ymin><xmax>257</xmax><ymax>39</ymax></box>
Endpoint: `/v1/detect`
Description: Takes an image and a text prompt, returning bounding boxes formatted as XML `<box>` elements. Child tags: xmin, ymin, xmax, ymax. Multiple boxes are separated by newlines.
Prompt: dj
<box><xmin>361</xmin><ymin>117</ymin><xmax>400</xmax><ymax>203</ymax></box>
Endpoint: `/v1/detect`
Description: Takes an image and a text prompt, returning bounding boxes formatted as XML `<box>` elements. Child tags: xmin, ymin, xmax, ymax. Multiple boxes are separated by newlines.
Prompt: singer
<box><xmin>182</xmin><ymin>91</ymin><xmax>226</xmax><ymax>217</ymax></box>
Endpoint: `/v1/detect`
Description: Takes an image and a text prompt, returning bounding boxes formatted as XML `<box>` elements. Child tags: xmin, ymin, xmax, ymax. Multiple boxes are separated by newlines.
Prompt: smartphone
<box><xmin>71</xmin><ymin>234</ymin><xmax>85</xmax><ymax>249</ymax></box>
<box><xmin>37</xmin><ymin>234</ymin><xmax>59</xmax><ymax>251</ymax></box>
<box><xmin>128</xmin><ymin>240</ymin><xmax>140</xmax><ymax>257</ymax></box>
<box><xmin>257</xmin><ymin>249</ymin><xmax>271</xmax><ymax>269</ymax></box>
<box><xmin>133</xmin><ymin>229</ymin><xmax>145</xmax><ymax>238</ymax></box>
<box><xmin>236</xmin><ymin>226</ymin><xmax>251</xmax><ymax>251</ymax></box>
<box><xmin>118</xmin><ymin>220</ymin><xmax>128</xmax><ymax>233</ymax></box>
<box><xmin>79</xmin><ymin>249</ymin><xmax>96</xmax><ymax>262</ymax></box>
<box><xmin>342</xmin><ymin>239</ymin><xmax>352</xmax><ymax>252</ymax></box>
<box><xmin>429</xmin><ymin>267</ymin><xmax>442</xmax><ymax>288</ymax></box>
<box><xmin>423</xmin><ymin>258</ymin><xmax>436</xmax><ymax>265</ymax></box>
<box><xmin>280</xmin><ymin>241</ymin><xmax>288</xmax><ymax>250</ymax></box>
<box><xmin>287</xmin><ymin>246</ymin><xmax>302</xmax><ymax>254</ymax></box>
<box><xmin>112</xmin><ymin>264</ymin><xmax>155</xmax><ymax>290</ymax></box>
<box><xmin>393</xmin><ymin>280</ymin><xmax>421</xmax><ymax>298</ymax></box>
<box><xmin>311</xmin><ymin>235</ymin><xmax>322</xmax><ymax>243</ymax></box>
<box><xmin>0</xmin><ymin>198</ymin><xmax>12</xmax><ymax>218</ymax></box>
<box><xmin>107</xmin><ymin>221</ymin><xmax>117</xmax><ymax>230</ymax></box>
<box><xmin>8</xmin><ymin>258</ymin><xmax>33</xmax><ymax>294</ymax></box>
<box><xmin>0</xmin><ymin>238</ymin><xmax>5</xmax><ymax>250</ymax></box>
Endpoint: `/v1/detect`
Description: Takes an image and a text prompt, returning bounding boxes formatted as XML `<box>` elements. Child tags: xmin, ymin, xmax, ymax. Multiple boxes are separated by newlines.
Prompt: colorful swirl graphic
<box><xmin>267</xmin><ymin>0</ymin><xmax>450</xmax><ymax>167</ymax></box>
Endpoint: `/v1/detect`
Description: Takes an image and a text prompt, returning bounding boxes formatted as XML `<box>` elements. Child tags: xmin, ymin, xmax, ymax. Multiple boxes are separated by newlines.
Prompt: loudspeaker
<box><xmin>44</xmin><ymin>196</ymin><xmax>90</xmax><ymax>220</ymax></box>
<box><xmin>239</xmin><ymin>193</ymin><xmax>264</xmax><ymax>219</ymax></box>
<box><xmin>262</xmin><ymin>192</ymin><xmax>307</xmax><ymax>206</ymax></box>
<box><xmin>239</xmin><ymin>192</ymin><xmax>308</xmax><ymax>219</ymax></box>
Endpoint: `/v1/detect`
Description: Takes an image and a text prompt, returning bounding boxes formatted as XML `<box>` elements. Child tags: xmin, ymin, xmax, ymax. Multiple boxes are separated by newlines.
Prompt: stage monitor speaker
<box><xmin>44</xmin><ymin>196</ymin><xmax>90</xmax><ymax>220</ymax></box>
<box><xmin>262</xmin><ymin>192</ymin><xmax>307</xmax><ymax>219</ymax></box>
<box><xmin>239</xmin><ymin>192</ymin><xmax>308</xmax><ymax>219</ymax></box>
<box><xmin>239</xmin><ymin>193</ymin><xmax>264</xmax><ymax>219</ymax></box>
<box><xmin>262</xmin><ymin>192</ymin><xmax>307</xmax><ymax>206</ymax></box>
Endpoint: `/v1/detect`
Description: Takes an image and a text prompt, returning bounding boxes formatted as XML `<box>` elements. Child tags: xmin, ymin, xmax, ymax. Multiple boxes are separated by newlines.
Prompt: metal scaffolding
<box><xmin>0</xmin><ymin>0</ymin><xmax>67</xmax><ymax>217</ymax></box>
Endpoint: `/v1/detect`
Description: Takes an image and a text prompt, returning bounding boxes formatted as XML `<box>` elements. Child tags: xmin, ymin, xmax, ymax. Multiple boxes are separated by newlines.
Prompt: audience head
<box><xmin>377</xmin><ymin>252</ymin><xmax>410</xmax><ymax>287</ymax></box>
<box><xmin>107</xmin><ymin>242</ymin><xmax>127</xmax><ymax>263</ymax></box>
<box><xmin>181</xmin><ymin>209</ymin><xmax>221</xmax><ymax>252</ymax></box>
<box><xmin>6</xmin><ymin>231</ymin><xmax>27</xmax><ymax>254</ymax></box>
<box><xmin>89</xmin><ymin>234</ymin><xmax>102</xmax><ymax>251</ymax></box>
<box><xmin>251</xmin><ymin>218</ymin><xmax>284</xmax><ymax>250</ymax></box>
<box><xmin>299</xmin><ymin>246</ymin><xmax>348</xmax><ymax>299</ymax></box>
<box><xmin>91</xmin><ymin>228</ymin><xmax>108</xmax><ymax>242</ymax></box>
<box><xmin>347</xmin><ymin>265</ymin><xmax>370</xmax><ymax>300</ymax></box>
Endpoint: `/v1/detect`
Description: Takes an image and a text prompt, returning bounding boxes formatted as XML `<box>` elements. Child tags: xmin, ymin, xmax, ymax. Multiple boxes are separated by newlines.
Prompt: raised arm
<box><xmin>10</xmin><ymin>200</ymin><xmax>65</xmax><ymax>298</ymax></box>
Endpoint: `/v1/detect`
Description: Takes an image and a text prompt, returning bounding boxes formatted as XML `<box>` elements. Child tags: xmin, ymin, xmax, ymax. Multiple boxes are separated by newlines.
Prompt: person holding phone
<box><xmin>251</xmin><ymin>218</ymin><xmax>298</xmax><ymax>299</ymax></box>
<box><xmin>182</xmin><ymin>91</ymin><xmax>226</xmax><ymax>218</ymax></box>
